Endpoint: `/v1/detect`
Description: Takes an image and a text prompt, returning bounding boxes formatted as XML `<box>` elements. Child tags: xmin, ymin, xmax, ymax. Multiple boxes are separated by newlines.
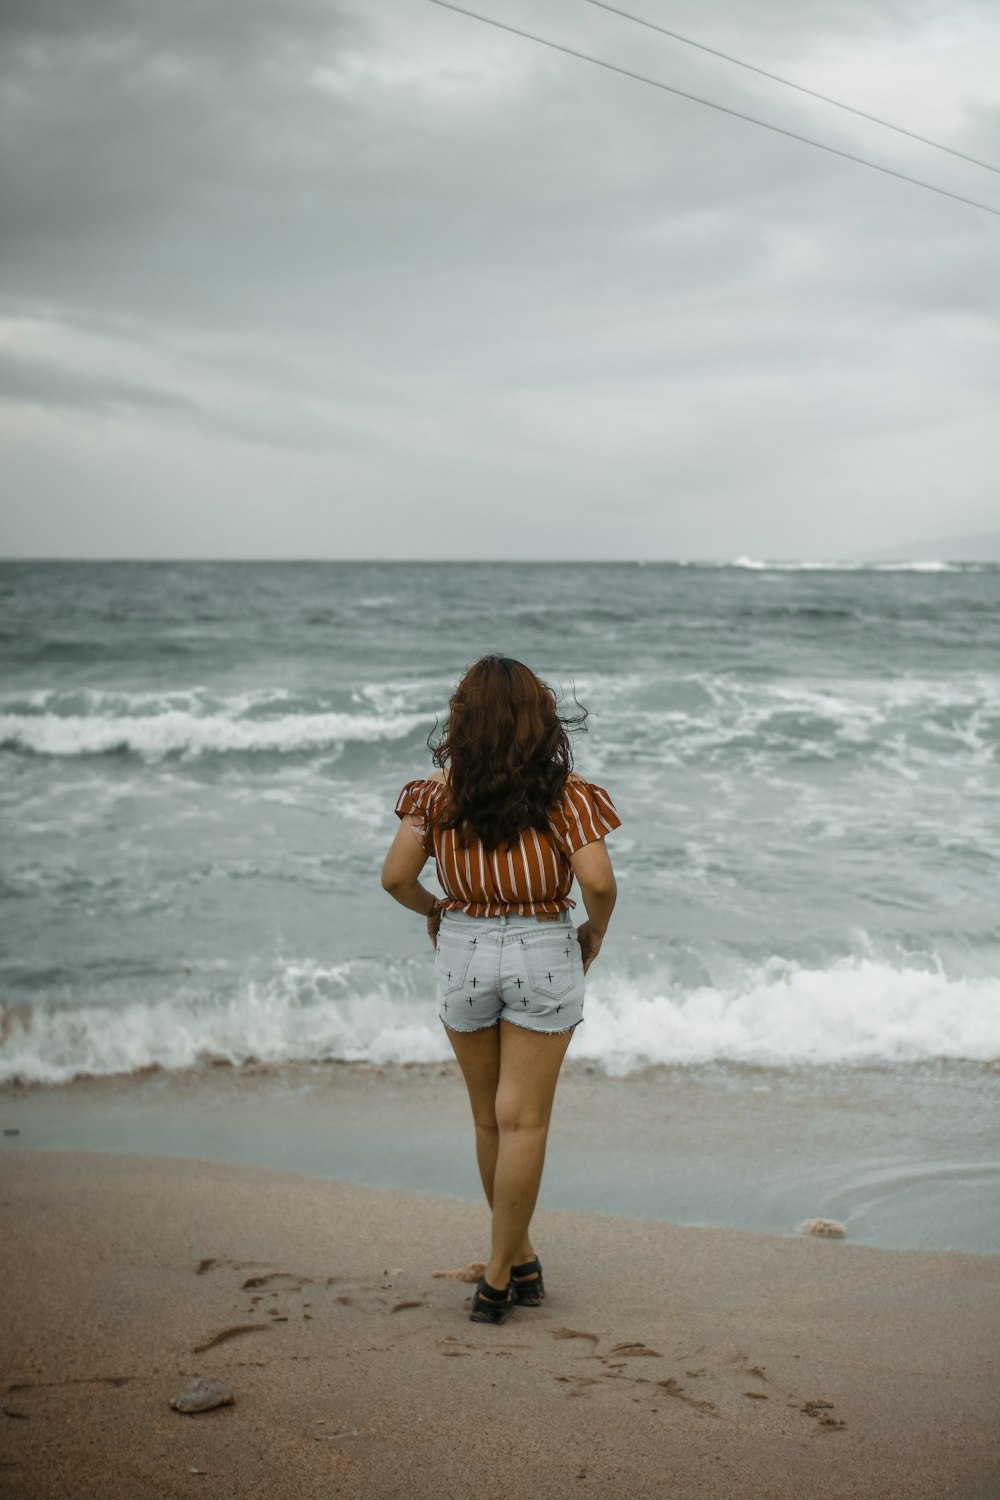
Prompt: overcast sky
<box><xmin>1</xmin><ymin>0</ymin><xmax>998</xmax><ymax>560</ymax></box>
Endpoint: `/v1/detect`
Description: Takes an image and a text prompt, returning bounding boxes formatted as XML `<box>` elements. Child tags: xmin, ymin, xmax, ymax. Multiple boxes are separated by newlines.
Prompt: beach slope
<box><xmin>2</xmin><ymin>1152</ymin><xmax>998</xmax><ymax>1499</ymax></box>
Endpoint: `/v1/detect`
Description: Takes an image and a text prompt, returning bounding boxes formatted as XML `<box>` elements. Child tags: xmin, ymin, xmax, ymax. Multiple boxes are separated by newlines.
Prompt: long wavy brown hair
<box><xmin>430</xmin><ymin>656</ymin><xmax>587</xmax><ymax>851</ymax></box>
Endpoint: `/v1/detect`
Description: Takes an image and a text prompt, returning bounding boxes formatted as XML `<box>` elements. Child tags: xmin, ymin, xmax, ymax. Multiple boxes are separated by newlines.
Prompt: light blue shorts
<box><xmin>436</xmin><ymin>910</ymin><xmax>585</xmax><ymax>1036</ymax></box>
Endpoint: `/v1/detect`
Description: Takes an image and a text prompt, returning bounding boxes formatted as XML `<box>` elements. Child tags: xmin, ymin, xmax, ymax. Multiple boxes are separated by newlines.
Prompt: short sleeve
<box><xmin>394</xmin><ymin>779</ymin><xmax>442</xmax><ymax>854</ymax></box>
<box><xmin>549</xmin><ymin>780</ymin><xmax>622</xmax><ymax>856</ymax></box>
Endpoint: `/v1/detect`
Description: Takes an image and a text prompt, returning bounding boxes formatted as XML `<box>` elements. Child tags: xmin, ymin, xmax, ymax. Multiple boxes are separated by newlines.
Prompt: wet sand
<box><xmin>2</xmin><ymin>1057</ymin><xmax>998</xmax><ymax>1252</ymax></box>
<box><xmin>3</xmin><ymin>1150</ymin><xmax>999</xmax><ymax>1499</ymax></box>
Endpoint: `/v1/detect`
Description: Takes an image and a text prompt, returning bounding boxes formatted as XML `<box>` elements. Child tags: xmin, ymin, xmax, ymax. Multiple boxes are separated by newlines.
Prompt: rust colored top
<box><xmin>394</xmin><ymin>776</ymin><xmax>621</xmax><ymax>917</ymax></box>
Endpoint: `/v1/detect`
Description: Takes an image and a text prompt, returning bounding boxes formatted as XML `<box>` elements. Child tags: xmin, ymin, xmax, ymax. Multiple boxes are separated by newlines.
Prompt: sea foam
<box><xmin>2</xmin><ymin>950</ymin><xmax>997</xmax><ymax>1085</ymax></box>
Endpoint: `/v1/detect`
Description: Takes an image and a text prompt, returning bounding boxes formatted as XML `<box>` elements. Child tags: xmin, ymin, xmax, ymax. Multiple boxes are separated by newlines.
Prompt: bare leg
<box><xmin>444</xmin><ymin>1024</ymin><xmax>501</xmax><ymax>1203</ymax></box>
<box><xmin>484</xmin><ymin>1020</ymin><xmax>574</xmax><ymax>1290</ymax></box>
<box><xmin>444</xmin><ymin>1024</ymin><xmax>536</xmax><ymax>1266</ymax></box>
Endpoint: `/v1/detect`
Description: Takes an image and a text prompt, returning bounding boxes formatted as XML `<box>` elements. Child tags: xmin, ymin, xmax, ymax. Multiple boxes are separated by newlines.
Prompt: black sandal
<box><xmin>511</xmin><ymin>1258</ymin><xmax>545</xmax><ymax>1306</ymax></box>
<box><xmin>469</xmin><ymin>1276</ymin><xmax>514</xmax><ymax>1324</ymax></box>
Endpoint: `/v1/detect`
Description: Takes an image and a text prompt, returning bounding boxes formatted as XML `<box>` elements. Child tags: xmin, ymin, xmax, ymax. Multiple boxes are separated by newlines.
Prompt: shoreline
<box><xmin>2</xmin><ymin>1056</ymin><xmax>998</xmax><ymax>1255</ymax></box>
<box><xmin>3</xmin><ymin>1150</ymin><xmax>999</xmax><ymax>1500</ymax></box>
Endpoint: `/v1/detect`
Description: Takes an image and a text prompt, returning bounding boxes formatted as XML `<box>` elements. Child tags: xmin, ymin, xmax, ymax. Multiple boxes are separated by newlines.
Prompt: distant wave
<box><xmin>3</xmin><ymin>942</ymin><xmax>998</xmax><ymax>1084</ymax></box>
<box><xmin>727</xmin><ymin>557</ymin><xmax>986</xmax><ymax>573</ymax></box>
<box><xmin>0</xmin><ymin>706</ymin><xmax>427</xmax><ymax>759</ymax></box>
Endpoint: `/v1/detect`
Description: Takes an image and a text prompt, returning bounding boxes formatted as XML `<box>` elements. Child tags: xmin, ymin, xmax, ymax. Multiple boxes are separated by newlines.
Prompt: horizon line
<box><xmin>0</xmin><ymin>555</ymin><xmax>997</xmax><ymax>567</ymax></box>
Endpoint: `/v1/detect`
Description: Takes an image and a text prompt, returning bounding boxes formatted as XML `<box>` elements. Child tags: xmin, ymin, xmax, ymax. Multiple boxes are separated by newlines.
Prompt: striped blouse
<box><xmin>394</xmin><ymin>776</ymin><xmax>621</xmax><ymax>918</ymax></box>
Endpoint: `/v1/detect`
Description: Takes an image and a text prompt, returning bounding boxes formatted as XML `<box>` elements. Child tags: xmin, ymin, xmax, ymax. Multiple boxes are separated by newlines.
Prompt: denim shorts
<box><xmin>435</xmin><ymin>910</ymin><xmax>585</xmax><ymax>1035</ymax></box>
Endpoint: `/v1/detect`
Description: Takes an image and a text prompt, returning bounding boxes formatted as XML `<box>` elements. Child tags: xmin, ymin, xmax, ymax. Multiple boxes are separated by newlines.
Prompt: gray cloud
<box><xmin>1</xmin><ymin>0</ymin><xmax>998</xmax><ymax>558</ymax></box>
<box><xmin>0</xmin><ymin>349</ymin><xmax>204</xmax><ymax>419</ymax></box>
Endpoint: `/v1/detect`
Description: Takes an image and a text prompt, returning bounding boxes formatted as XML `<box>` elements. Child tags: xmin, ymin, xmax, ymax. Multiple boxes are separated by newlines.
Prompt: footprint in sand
<box><xmin>196</xmin><ymin>1256</ymin><xmax>281</xmax><ymax>1277</ymax></box>
<box><xmin>197</xmin><ymin>1256</ymin><xmax>439</xmax><ymax>1330</ymax></box>
<box><xmin>742</xmin><ymin>1364</ymin><xmax>769</xmax><ymax>1397</ymax></box>
<box><xmin>554</xmin><ymin>1375</ymin><xmax>603</xmax><ymax>1398</ymax></box>
<box><xmin>192</xmin><ymin>1325</ymin><xmax>270</xmax><ymax>1353</ymax></box>
<box><xmin>800</xmin><ymin>1399</ymin><xmax>847</xmax><ymax>1430</ymax></box>
<box><xmin>437</xmin><ymin>1337</ymin><xmax>474</xmax><ymax>1358</ymax></box>
<box><xmin>241</xmin><ymin>1271</ymin><xmax>312</xmax><ymax>1291</ymax></box>
<box><xmin>655</xmin><ymin>1378</ymin><xmax>716</xmax><ymax>1412</ymax></box>
<box><xmin>196</xmin><ymin>1258</ymin><xmax>226</xmax><ymax>1276</ymax></box>
<box><xmin>549</xmin><ymin>1327</ymin><xmax>599</xmax><ymax>1344</ymax></box>
<box><xmin>553</xmin><ymin>1363</ymin><xmax>717</xmax><ymax>1414</ymax></box>
<box><xmin>7</xmin><ymin>1377</ymin><xmax>134</xmax><ymax>1393</ymax></box>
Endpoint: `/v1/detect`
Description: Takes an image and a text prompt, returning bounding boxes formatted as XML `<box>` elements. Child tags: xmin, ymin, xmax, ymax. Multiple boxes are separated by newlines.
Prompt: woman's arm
<box><xmin>381</xmin><ymin>819</ymin><xmax>442</xmax><ymax>943</ymax></box>
<box><xmin>570</xmin><ymin>839</ymin><xmax>617</xmax><ymax>973</ymax></box>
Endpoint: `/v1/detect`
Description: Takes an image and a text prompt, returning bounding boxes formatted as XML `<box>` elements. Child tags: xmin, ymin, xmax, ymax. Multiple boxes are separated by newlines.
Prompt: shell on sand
<box><xmin>170</xmin><ymin>1377</ymin><xmax>235</xmax><ymax>1414</ymax></box>
<box><xmin>801</xmin><ymin>1218</ymin><xmax>847</xmax><ymax>1239</ymax></box>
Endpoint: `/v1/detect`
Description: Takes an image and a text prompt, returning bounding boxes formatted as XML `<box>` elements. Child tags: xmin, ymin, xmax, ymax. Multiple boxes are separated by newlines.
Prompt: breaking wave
<box><xmin>3</xmin><ymin>939</ymin><xmax>998</xmax><ymax>1085</ymax></box>
<box><xmin>0</xmin><ymin>688</ymin><xmax>427</xmax><ymax>759</ymax></box>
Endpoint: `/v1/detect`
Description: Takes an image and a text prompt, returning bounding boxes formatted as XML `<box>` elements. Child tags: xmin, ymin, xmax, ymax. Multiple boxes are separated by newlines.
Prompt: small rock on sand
<box><xmin>170</xmin><ymin>1377</ymin><xmax>235</xmax><ymax>1414</ymax></box>
<box><xmin>801</xmin><ymin>1218</ymin><xmax>847</xmax><ymax>1238</ymax></box>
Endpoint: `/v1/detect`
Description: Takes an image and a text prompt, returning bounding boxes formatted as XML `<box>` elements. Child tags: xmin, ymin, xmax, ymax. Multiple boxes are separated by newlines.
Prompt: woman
<box><xmin>381</xmin><ymin>656</ymin><xmax>620</xmax><ymax>1324</ymax></box>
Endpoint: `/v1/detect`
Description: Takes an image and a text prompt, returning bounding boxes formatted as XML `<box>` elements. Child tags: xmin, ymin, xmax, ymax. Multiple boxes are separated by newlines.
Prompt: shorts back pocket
<box><xmin>523</xmin><ymin>933</ymin><xmax>581</xmax><ymax>1001</ymax></box>
<box><xmin>435</xmin><ymin>930</ymin><xmax>477</xmax><ymax>997</ymax></box>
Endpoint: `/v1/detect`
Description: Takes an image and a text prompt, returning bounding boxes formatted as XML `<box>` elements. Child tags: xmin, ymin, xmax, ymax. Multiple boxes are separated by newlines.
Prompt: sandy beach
<box><xmin>3</xmin><ymin>1149</ymin><xmax>998</xmax><ymax>1500</ymax></box>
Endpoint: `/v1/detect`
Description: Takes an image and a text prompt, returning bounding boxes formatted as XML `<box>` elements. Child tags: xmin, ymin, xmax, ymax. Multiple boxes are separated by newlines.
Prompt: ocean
<box><xmin>2</xmin><ymin>558</ymin><xmax>998</xmax><ymax>1086</ymax></box>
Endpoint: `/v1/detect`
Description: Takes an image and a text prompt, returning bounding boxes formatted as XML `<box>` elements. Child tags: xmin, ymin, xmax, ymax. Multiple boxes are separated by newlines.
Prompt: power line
<box><xmin>427</xmin><ymin>0</ymin><xmax>1000</xmax><ymax>220</ymax></box>
<box><xmin>583</xmin><ymin>0</ymin><xmax>1000</xmax><ymax>177</ymax></box>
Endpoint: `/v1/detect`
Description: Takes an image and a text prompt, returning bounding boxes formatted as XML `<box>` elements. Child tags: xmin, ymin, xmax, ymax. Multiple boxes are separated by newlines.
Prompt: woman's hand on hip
<box><xmin>576</xmin><ymin>921</ymin><xmax>604</xmax><ymax>974</ymax></box>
